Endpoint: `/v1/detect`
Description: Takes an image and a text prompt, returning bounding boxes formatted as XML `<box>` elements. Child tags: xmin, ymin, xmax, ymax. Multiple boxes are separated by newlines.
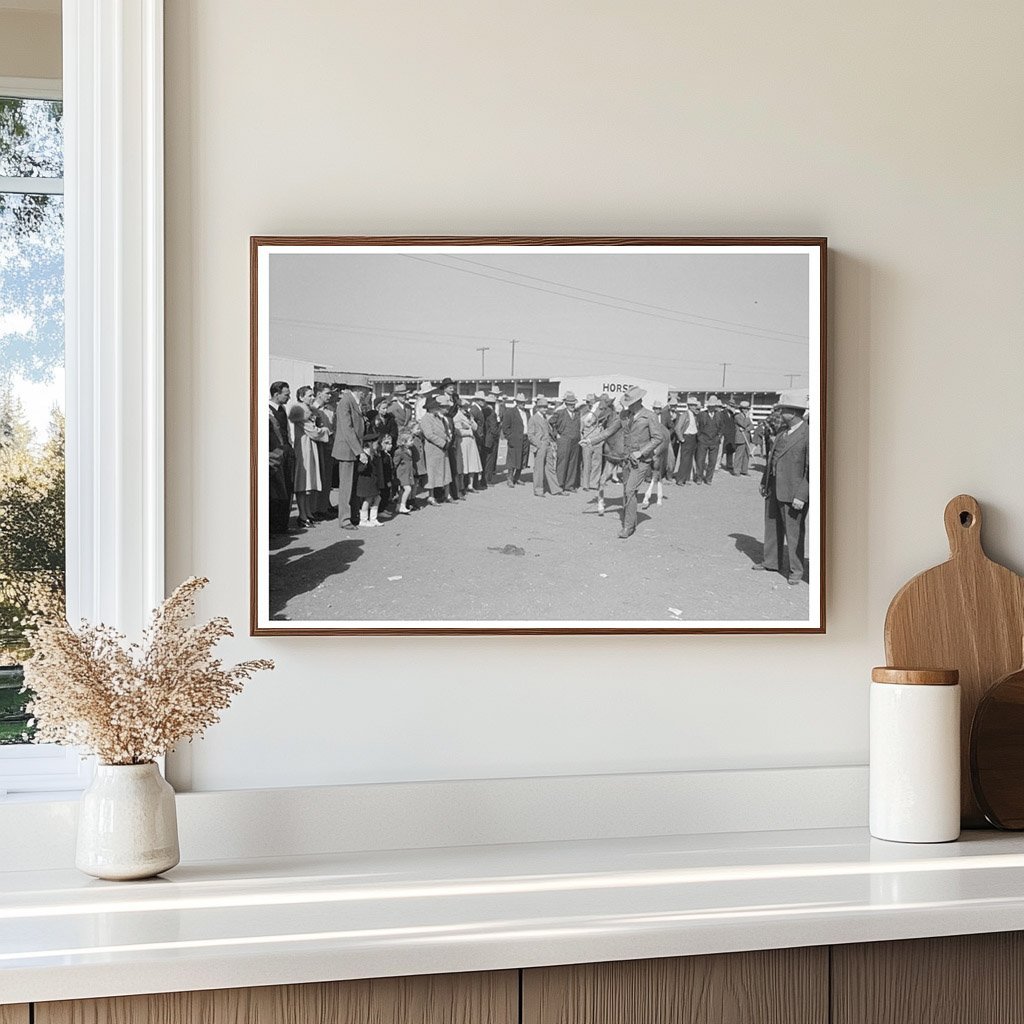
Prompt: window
<box><xmin>0</xmin><ymin>79</ymin><xmax>80</xmax><ymax>796</ymax></box>
<box><xmin>0</xmin><ymin>7</ymin><xmax>166</xmax><ymax>798</ymax></box>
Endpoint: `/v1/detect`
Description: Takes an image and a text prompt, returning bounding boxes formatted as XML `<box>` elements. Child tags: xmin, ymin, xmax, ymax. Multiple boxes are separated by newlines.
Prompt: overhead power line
<box><xmin>403</xmin><ymin>255</ymin><xmax>809</xmax><ymax>347</ymax></box>
<box><xmin>447</xmin><ymin>255</ymin><xmax>807</xmax><ymax>341</ymax></box>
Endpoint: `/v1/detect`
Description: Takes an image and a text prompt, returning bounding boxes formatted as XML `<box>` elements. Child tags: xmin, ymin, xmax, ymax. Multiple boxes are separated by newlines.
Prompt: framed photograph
<box><xmin>251</xmin><ymin>236</ymin><xmax>826</xmax><ymax>635</ymax></box>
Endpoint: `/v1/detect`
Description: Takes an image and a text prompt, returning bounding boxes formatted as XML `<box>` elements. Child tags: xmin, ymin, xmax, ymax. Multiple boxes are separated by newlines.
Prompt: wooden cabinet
<box><xmin>522</xmin><ymin>948</ymin><xmax>828</xmax><ymax>1024</ymax></box>
<box><xmin>832</xmin><ymin>932</ymin><xmax>1024</xmax><ymax>1024</ymax></box>
<box><xmin>16</xmin><ymin>933</ymin><xmax>1024</xmax><ymax>1024</ymax></box>
<box><xmin>35</xmin><ymin>972</ymin><xmax>518</xmax><ymax>1024</ymax></box>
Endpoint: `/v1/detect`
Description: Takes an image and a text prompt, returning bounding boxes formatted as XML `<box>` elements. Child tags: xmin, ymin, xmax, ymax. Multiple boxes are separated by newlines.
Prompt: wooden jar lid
<box><xmin>871</xmin><ymin>667</ymin><xmax>960</xmax><ymax>686</ymax></box>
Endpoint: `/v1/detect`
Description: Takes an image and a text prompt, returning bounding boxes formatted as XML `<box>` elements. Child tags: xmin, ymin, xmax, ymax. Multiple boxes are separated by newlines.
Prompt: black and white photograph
<box><xmin>251</xmin><ymin>238</ymin><xmax>825</xmax><ymax>634</ymax></box>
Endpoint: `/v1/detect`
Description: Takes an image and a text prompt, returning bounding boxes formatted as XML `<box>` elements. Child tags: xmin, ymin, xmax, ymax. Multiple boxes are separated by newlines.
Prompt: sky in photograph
<box><xmin>269</xmin><ymin>250</ymin><xmax>812</xmax><ymax>391</ymax></box>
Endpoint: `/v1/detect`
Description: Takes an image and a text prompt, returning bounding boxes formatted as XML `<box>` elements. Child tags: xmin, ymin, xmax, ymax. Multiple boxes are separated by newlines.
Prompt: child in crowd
<box><xmin>355</xmin><ymin>433</ymin><xmax>384</xmax><ymax>528</ymax></box>
<box><xmin>393</xmin><ymin>428</ymin><xmax>416</xmax><ymax>514</ymax></box>
<box><xmin>378</xmin><ymin>433</ymin><xmax>397</xmax><ymax>517</ymax></box>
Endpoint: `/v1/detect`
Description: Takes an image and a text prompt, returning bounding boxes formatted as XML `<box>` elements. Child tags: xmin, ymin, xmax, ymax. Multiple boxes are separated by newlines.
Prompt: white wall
<box><xmin>164</xmin><ymin>0</ymin><xmax>1024</xmax><ymax>791</ymax></box>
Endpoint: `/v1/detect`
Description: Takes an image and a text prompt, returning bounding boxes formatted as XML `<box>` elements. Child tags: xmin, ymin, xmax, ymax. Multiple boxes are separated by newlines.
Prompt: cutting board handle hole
<box><xmin>960</xmin><ymin>511</ymin><xmax>974</xmax><ymax>527</ymax></box>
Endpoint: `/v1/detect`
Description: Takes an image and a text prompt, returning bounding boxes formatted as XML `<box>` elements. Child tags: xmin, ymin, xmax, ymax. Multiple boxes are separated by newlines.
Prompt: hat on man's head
<box><xmin>415</xmin><ymin>381</ymin><xmax>436</xmax><ymax>396</ymax></box>
<box><xmin>440</xmin><ymin>377</ymin><xmax>456</xmax><ymax>388</ymax></box>
<box><xmin>623</xmin><ymin>385</ymin><xmax>646</xmax><ymax>406</ymax></box>
<box><xmin>515</xmin><ymin>392</ymin><xmax>527</xmax><ymax>402</ymax></box>
<box><xmin>652</xmin><ymin>400</ymin><xmax>663</xmax><ymax>410</ymax></box>
<box><xmin>435</xmin><ymin>394</ymin><xmax>452</xmax><ymax>408</ymax></box>
<box><xmin>338</xmin><ymin>371</ymin><xmax>370</xmax><ymax>389</ymax></box>
<box><xmin>392</xmin><ymin>384</ymin><xmax>407</xmax><ymax>396</ymax></box>
<box><xmin>777</xmin><ymin>389</ymin><xmax>809</xmax><ymax>412</ymax></box>
<box><xmin>473</xmin><ymin>390</ymin><xmax>487</xmax><ymax>400</ymax></box>
<box><xmin>585</xmin><ymin>392</ymin><xmax>597</xmax><ymax>402</ymax></box>
<box><xmin>739</xmin><ymin>400</ymin><xmax>750</xmax><ymax>408</ymax></box>
<box><xmin>534</xmin><ymin>395</ymin><xmax>549</xmax><ymax>408</ymax></box>
<box><xmin>687</xmin><ymin>396</ymin><xmax>700</xmax><ymax>406</ymax></box>
<box><xmin>483</xmin><ymin>394</ymin><xmax>497</xmax><ymax>404</ymax></box>
<box><xmin>563</xmin><ymin>391</ymin><xmax>577</xmax><ymax>404</ymax></box>
<box><xmin>707</xmin><ymin>394</ymin><xmax>720</xmax><ymax>407</ymax></box>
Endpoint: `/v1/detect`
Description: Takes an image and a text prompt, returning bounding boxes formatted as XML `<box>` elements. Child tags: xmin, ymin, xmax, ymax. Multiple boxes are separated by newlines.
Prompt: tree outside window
<box><xmin>0</xmin><ymin>94</ymin><xmax>65</xmax><ymax>744</ymax></box>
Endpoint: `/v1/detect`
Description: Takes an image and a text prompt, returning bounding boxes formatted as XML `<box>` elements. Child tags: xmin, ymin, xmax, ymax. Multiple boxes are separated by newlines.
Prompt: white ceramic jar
<box><xmin>870</xmin><ymin>667</ymin><xmax>960</xmax><ymax>843</ymax></box>
<box><xmin>76</xmin><ymin>762</ymin><xmax>180</xmax><ymax>880</ymax></box>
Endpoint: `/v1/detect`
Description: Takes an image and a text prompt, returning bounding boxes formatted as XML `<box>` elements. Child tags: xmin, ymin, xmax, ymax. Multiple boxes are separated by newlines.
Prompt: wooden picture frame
<box><xmin>251</xmin><ymin>236</ymin><xmax>826</xmax><ymax>635</ymax></box>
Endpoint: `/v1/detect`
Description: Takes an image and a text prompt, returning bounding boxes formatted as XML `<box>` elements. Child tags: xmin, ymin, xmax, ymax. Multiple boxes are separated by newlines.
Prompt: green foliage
<box><xmin>0</xmin><ymin>391</ymin><xmax>65</xmax><ymax>666</ymax></box>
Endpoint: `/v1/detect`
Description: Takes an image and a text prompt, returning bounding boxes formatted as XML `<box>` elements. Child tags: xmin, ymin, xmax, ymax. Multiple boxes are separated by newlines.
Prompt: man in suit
<box><xmin>481</xmin><ymin>393</ymin><xmax>501</xmax><ymax>485</ymax></box>
<box><xmin>268</xmin><ymin>407</ymin><xmax>290</xmax><ymax>536</ymax></box>
<box><xmin>268</xmin><ymin>381</ymin><xmax>295</xmax><ymax>532</ymax></box>
<box><xmin>753</xmin><ymin>391</ymin><xmax>810</xmax><ymax>585</ymax></box>
<box><xmin>501</xmin><ymin>393</ymin><xmax>530</xmax><ymax>486</ymax></box>
<box><xmin>528</xmin><ymin>396</ymin><xmax>563</xmax><ymax>497</ymax></box>
<box><xmin>548</xmin><ymin>390</ymin><xmax>582</xmax><ymax>491</ymax></box>
<box><xmin>673</xmin><ymin>395</ymin><xmax>701</xmax><ymax>485</ymax></box>
<box><xmin>467</xmin><ymin>391</ymin><xmax>488</xmax><ymax>490</ymax></box>
<box><xmin>695</xmin><ymin>394</ymin><xmax>727</xmax><ymax>485</ymax></box>
<box><xmin>731</xmin><ymin>399</ymin><xmax>754</xmax><ymax>476</ymax></box>
<box><xmin>719</xmin><ymin>398</ymin><xmax>737</xmax><ymax>473</ymax></box>
<box><xmin>332</xmin><ymin>373</ymin><xmax>368</xmax><ymax>529</ymax></box>
<box><xmin>386</xmin><ymin>384</ymin><xmax>412</xmax><ymax>431</ymax></box>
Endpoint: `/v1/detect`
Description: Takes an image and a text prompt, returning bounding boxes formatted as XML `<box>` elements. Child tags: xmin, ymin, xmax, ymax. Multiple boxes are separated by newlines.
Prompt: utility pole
<box><xmin>720</xmin><ymin>363</ymin><xmax>730</xmax><ymax>389</ymax></box>
<box><xmin>784</xmin><ymin>373</ymin><xmax>801</xmax><ymax>387</ymax></box>
<box><xmin>476</xmin><ymin>346</ymin><xmax>490</xmax><ymax>376</ymax></box>
<box><xmin>510</xmin><ymin>338</ymin><xmax>518</xmax><ymax>378</ymax></box>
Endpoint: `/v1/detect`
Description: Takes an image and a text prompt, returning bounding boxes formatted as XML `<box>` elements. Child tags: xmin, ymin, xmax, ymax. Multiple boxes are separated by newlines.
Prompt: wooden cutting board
<box><xmin>884</xmin><ymin>494</ymin><xmax>1024</xmax><ymax>827</ymax></box>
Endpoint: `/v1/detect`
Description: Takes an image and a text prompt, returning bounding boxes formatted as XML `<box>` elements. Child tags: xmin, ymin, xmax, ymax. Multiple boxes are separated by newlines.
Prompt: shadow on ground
<box><xmin>269</xmin><ymin>538</ymin><xmax>364</xmax><ymax>618</ymax></box>
<box><xmin>729</xmin><ymin>533</ymin><xmax>765</xmax><ymax>565</ymax></box>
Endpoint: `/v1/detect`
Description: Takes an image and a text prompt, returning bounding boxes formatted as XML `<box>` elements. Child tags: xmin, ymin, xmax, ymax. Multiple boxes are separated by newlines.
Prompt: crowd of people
<box><xmin>268</xmin><ymin>375</ymin><xmax>810</xmax><ymax>579</ymax></box>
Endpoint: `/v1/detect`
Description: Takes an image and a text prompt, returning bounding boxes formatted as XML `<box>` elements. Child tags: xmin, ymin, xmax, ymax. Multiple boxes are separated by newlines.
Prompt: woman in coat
<box><xmin>454</xmin><ymin>405</ymin><xmax>482</xmax><ymax>490</ymax></box>
<box><xmin>418</xmin><ymin>399</ymin><xmax>452</xmax><ymax>502</ymax></box>
<box><xmin>289</xmin><ymin>386</ymin><xmax>330</xmax><ymax>526</ymax></box>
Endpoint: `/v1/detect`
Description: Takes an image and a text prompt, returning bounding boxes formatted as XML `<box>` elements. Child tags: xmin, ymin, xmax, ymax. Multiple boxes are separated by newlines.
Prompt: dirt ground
<box><xmin>269</xmin><ymin>448</ymin><xmax>809</xmax><ymax>624</ymax></box>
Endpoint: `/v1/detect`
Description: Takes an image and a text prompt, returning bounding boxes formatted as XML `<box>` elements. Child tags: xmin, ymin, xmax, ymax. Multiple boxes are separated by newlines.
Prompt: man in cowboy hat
<box><xmin>731</xmin><ymin>399</ymin><xmax>754</xmax><ymax>476</ymax></box>
<box><xmin>465</xmin><ymin>390</ymin><xmax>489</xmax><ymax>490</ymax></box>
<box><xmin>618</xmin><ymin>385</ymin><xmax>662</xmax><ymax>539</ymax></box>
<box><xmin>501</xmin><ymin>393</ymin><xmax>530</xmax><ymax>486</ymax></box>
<box><xmin>386</xmin><ymin>383</ymin><xmax>412</xmax><ymax>430</ymax></box>
<box><xmin>549</xmin><ymin>390</ymin><xmax>582</xmax><ymax>491</ymax></box>
<box><xmin>528</xmin><ymin>396</ymin><xmax>563</xmax><ymax>497</ymax></box>
<box><xmin>481</xmin><ymin>392</ymin><xmax>501</xmax><ymax>485</ymax></box>
<box><xmin>673</xmin><ymin>395</ymin><xmax>701</xmax><ymax>485</ymax></box>
<box><xmin>695</xmin><ymin>394</ymin><xmax>727</xmax><ymax>485</ymax></box>
<box><xmin>753</xmin><ymin>390</ymin><xmax>809</xmax><ymax>585</ymax></box>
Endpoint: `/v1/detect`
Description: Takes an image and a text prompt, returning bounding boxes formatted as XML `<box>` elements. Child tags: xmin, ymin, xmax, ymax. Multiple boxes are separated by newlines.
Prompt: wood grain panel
<box><xmin>0</xmin><ymin>1006</ymin><xmax>29</xmax><ymax>1024</ymax></box>
<box><xmin>883</xmin><ymin>493</ymin><xmax>1024</xmax><ymax>826</ymax></box>
<box><xmin>36</xmin><ymin>971</ymin><xmax>517</xmax><ymax>1024</ymax></box>
<box><xmin>522</xmin><ymin>949</ymin><xmax>828</xmax><ymax>1024</ymax></box>
<box><xmin>833</xmin><ymin>933</ymin><xmax>1024</xmax><ymax>1024</ymax></box>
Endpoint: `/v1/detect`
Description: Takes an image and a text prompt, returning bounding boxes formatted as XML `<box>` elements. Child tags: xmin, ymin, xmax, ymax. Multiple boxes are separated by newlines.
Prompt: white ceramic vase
<box><xmin>76</xmin><ymin>762</ymin><xmax>180</xmax><ymax>880</ymax></box>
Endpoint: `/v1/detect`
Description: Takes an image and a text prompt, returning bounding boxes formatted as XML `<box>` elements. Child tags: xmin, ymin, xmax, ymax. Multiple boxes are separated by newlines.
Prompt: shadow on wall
<box><xmin>269</xmin><ymin>539</ymin><xmax>364</xmax><ymax>618</ymax></box>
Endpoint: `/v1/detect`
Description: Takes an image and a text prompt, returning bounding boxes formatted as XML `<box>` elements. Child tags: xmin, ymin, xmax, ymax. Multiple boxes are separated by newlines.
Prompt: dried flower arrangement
<box><xmin>22</xmin><ymin>577</ymin><xmax>273</xmax><ymax>765</ymax></box>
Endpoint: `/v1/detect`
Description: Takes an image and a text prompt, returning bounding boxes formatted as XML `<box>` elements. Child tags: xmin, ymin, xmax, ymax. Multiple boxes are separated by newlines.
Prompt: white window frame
<box><xmin>0</xmin><ymin>0</ymin><xmax>164</xmax><ymax>799</ymax></box>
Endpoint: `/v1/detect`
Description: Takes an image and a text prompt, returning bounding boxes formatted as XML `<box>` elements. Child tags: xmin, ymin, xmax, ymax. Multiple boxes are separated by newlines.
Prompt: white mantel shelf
<box><xmin>4</xmin><ymin>826</ymin><xmax>1024</xmax><ymax>1004</ymax></box>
